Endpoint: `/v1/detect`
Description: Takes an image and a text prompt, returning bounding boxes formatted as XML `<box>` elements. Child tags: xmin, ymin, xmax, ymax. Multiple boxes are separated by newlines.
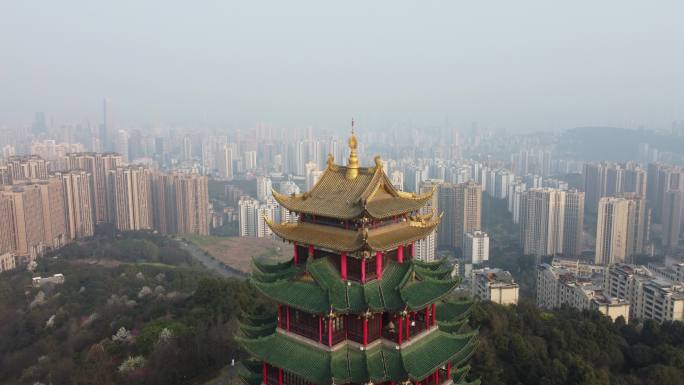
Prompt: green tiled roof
<box><xmin>252</xmin><ymin>279</ymin><xmax>330</xmax><ymax>314</ymax></box>
<box><xmin>238</xmin><ymin>333</ymin><xmax>331</xmax><ymax>384</ymax></box>
<box><xmin>402</xmin><ymin>329</ymin><xmax>477</xmax><ymax>379</ymax></box>
<box><xmin>436</xmin><ymin>300</ymin><xmax>474</xmax><ymax>322</ymax></box>
<box><xmin>251</xmin><ymin>257</ymin><xmax>461</xmax><ymax>314</ymax></box>
<box><xmin>400</xmin><ymin>278</ymin><xmax>460</xmax><ymax>310</ymax></box>
<box><xmin>239</xmin><ymin>329</ymin><xmax>477</xmax><ymax>384</ymax></box>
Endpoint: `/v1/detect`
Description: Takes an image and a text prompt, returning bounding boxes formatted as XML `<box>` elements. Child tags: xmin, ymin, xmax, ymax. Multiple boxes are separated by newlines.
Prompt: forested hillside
<box><xmin>470</xmin><ymin>302</ymin><xmax>684</xmax><ymax>385</ymax></box>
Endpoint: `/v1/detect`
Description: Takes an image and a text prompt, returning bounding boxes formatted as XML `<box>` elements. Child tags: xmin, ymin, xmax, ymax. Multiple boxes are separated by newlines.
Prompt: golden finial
<box><xmin>327</xmin><ymin>153</ymin><xmax>334</xmax><ymax>169</ymax></box>
<box><xmin>374</xmin><ymin>155</ymin><xmax>383</xmax><ymax>170</ymax></box>
<box><xmin>346</xmin><ymin>119</ymin><xmax>359</xmax><ymax>179</ymax></box>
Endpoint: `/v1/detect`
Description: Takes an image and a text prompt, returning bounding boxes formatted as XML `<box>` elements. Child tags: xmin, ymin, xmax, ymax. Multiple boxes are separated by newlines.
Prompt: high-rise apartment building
<box><xmin>60</xmin><ymin>171</ymin><xmax>95</xmax><ymax>239</ymax></box>
<box><xmin>520</xmin><ymin>188</ymin><xmax>566</xmax><ymax>257</ymax></box>
<box><xmin>662</xmin><ymin>189</ymin><xmax>682</xmax><ymax>249</ymax></box>
<box><xmin>463</xmin><ymin>231</ymin><xmax>489</xmax><ymax>264</ymax></box>
<box><xmin>173</xmin><ymin>173</ymin><xmax>209</xmax><ymax>236</ymax></box>
<box><xmin>583</xmin><ymin>162</ymin><xmax>647</xmax><ymax>212</ymax></box>
<box><xmin>562</xmin><ymin>190</ymin><xmax>585</xmax><ymax>257</ymax></box>
<box><xmin>239</xmin><ymin>197</ymin><xmax>260</xmax><ymax>237</ymax></box>
<box><xmin>438</xmin><ymin>181</ymin><xmax>482</xmax><ymax>250</ymax></box>
<box><xmin>616</xmin><ymin>192</ymin><xmax>649</xmax><ymax>256</ymax></box>
<box><xmin>414</xmin><ymin>179</ymin><xmax>441</xmax><ymax>262</ymax></box>
<box><xmin>1</xmin><ymin>184</ymin><xmax>47</xmax><ymax>262</ymax></box>
<box><xmin>4</xmin><ymin>155</ymin><xmax>49</xmax><ymax>184</ymax></box>
<box><xmin>0</xmin><ymin>196</ymin><xmax>16</xmax><ymax>255</ymax></box>
<box><xmin>63</xmin><ymin>152</ymin><xmax>122</xmax><ymax>224</ymax></box>
<box><xmin>37</xmin><ymin>178</ymin><xmax>68</xmax><ymax>248</ymax></box>
<box><xmin>110</xmin><ymin>166</ymin><xmax>153</xmax><ymax>231</ymax></box>
<box><xmin>647</xmin><ymin>163</ymin><xmax>684</xmax><ymax>224</ymax></box>
<box><xmin>216</xmin><ymin>144</ymin><xmax>233</xmax><ymax>180</ymax></box>
<box><xmin>595</xmin><ymin>197</ymin><xmax>630</xmax><ymax>265</ymax></box>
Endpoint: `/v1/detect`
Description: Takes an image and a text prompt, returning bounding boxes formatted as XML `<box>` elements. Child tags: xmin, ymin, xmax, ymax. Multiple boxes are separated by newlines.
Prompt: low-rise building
<box><xmin>606</xmin><ymin>264</ymin><xmax>684</xmax><ymax>322</ymax></box>
<box><xmin>32</xmin><ymin>273</ymin><xmax>65</xmax><ymax>288</ymax></box>
<box><xmin>537</xmin><ymin>263</ymin><xmax>629</xmax><ymax>322</ymax></box>
<box><xmin>472</xmin><ymin>268</ymin><xmax>519</xmax><ymax>305</ymax></box>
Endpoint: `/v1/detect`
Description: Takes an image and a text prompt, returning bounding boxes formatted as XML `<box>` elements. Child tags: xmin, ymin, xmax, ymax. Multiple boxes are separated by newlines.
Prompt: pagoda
<box><xmin>238</xmin><ymin>129</ymin><xmax>479</xmax><ymax>385</ymax></box>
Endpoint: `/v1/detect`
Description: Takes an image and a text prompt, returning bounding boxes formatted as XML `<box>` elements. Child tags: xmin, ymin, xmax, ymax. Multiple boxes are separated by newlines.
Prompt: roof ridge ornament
<box><xmin>346</xmin><ymin>119</ymin><xmax>359</xmax><ymax>180</ymax></box>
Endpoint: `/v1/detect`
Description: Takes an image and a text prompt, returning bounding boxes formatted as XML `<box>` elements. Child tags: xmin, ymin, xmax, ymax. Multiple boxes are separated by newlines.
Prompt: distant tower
<box><xmin>32</xmin><ymin>112</ymin><xmax>47</xmax><ymax>135</ymax></box>
<box><xmin>100</xmin><ymin>98</ymin><xmax>111</xmax><ymax>151</ymax></box>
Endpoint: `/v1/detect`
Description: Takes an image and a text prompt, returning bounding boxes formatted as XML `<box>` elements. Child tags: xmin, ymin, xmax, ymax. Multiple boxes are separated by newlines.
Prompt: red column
<box><xmin>405</xmin><ymin>314</ymin><xmax>410</xmax><ymax>340</ymax></box>
<box><xmin>308</xmin><ymin>244</ymin><xmax>314</xmax><ymax>258</ymax></box>
<box><xmin>410</xmin><ymin>242</ymin><xmax>415</xmax><ymax>258</ymax></box>
<box><xmin>398</xmin><ymin>316</ymin><xmax>403</xmax><ymax>344</ymax></box>
<box><xmin>341</xmin><ymin>252</ymin><xmax>347</xmax><ymax>280</ymax></box>
<box><xmin>262</xmin><ymin>362</ymin><xmax>267</xmax><ymax>385</ymax></box>
<box><xmin>433</xmin><ymin>369</ymin><xmax>438</xmax><ymax>385</ymax></box>
<box><xmin>376</xmin><ymin>251</ymin><xmax>383</xmax><ymax>280</ymax></box>
<box><xmin>397</xmin><ymin>245</ymin><xmax>404</xmax><ymax>263</ymax></box>
<box><xmin>379</xmin><ymin>315</ymin><xmax>383</xmax><ymax>337</ymax></box>
<box><xmin>361</xmin><ymin>257</ymin><xmax>366</xmax><ymax>283</ymax></box>
<box><xmin>447</xmin><ymin>362</ymin><xmax>452</xmax><ymax>378</ymax></box>
<box><xmin>432</xmin><ymin>303</ymin><xmax>436</xmax><ymax>326</ymax></box>
<box><xmin>278</xmin><ymin>368</ymin><xmax>283</xmax><ymax>385</ymax></box>
<box><xmin>319</xmin><ymin>316</ymin><xmax>323</xmax><ymax>343</ymax></box>
<box><xmin>363</xmin><ymin>317</ymin><xmax>368</xmax><ymax>346</ymax></box>
<box><xmin>286</xmin><ymin>306</ymin><xmax>290</xmax><ymax>331</ymax></box>
<box><xmin>425</xmin><ymin>307</ymin><xmax>430</xmax><ymax>329</ymax></box>
<box><xmin>328</xmin><ymin>318</ymin><xmax>333</xmax><ymax>347</ymax></box>
<box><xmin>293</xmin><ymin>243</ymin><xmax>298</xmax><ymax>265</ymax></box>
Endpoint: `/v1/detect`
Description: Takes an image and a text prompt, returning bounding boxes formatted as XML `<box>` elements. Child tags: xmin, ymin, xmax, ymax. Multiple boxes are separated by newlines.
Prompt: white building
<box><xmin>536</xmin><ymin>263</ymin><xmax>629</xmax><ymax>322</ymax></box>
<box><xmin>463</xmin><ymin>231</ymin><xmax>489</xmax><ymax>264</ymax></box>
<box><xmin>472</xmin><ymin>268</ymin><xmax>519</xmax><ymax>305</ymax></box>
<box><xmin>32</xmin><ymin>273</ymin><xmax>65</xmax><ymax>288</ymax></box>
<box><xmin>256</xmin><ymin>177</ymin><xmax>273</xmax><ymax>202</ymax></box>
<box><xmin>606</xmin><ymin>264</ymin><xmax>684</xmax><ymax>323</ymax></box>
<box><xmin>238</xmin><ymin>197</ymin><xmax>260</xmax><ymax>237</ymax></box>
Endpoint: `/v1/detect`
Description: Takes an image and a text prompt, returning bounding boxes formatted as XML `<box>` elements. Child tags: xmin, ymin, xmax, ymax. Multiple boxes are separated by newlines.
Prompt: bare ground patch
<box><xmin>182</xmin><ymin>235</ymin><xmax>290</xmax><ymax>273</ymax></box>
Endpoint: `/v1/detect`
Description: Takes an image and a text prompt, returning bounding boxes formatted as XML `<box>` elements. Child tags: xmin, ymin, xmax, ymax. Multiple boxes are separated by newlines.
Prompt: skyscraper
<box><xmin>463</xmin><ymin>230</ymin><xmax>489</xmax><ymax>264</ymax></box>
<box><xmin>63</xmin><ymin>152</ymin><xmax>122</xmax><ymax>224</ymax></box>
<box><xmin>562</xmin><ymin>189</ymin><xmax>585</xmax><ymax>257</ymax></box>
<box><xmin>414</xmin><ymin>179</ymin><xmax>441</xmax><ymax>262</ymax></box>
<box><xmin>216</xmin><ymin>144</ymin><xmax>233</xmax><ymax>180</ymax></box>
<box><xmin>100</xmin><ymin>98</ymin><xmax>111</xmax><ymax>151</ymax></box>
<box><xmin>37</xmin><ymin>178</ymin><xmax>68</xmax><ymax>248</ymax></box>
<box><xmin>110</xmin><ymin>166</ymin><xmax>153</xmax><ymax>231</ymax></box>
<box><xmin>662</xmin><ymin>189</ymin><xmax>682</xmax><ymax>250</ymax></box>
<box><xmin>583</xmin><ymin>162</ymin><xmax>647</xmax><ymax>212</ymax></box>
<box><xmin>60</xmin><ymin>171</ymin><xmax>95</xmax><ymax>239</ymax></box>
<box><xmin>438</xmin><ymin>181</ymin><xmax>482</xmax><ymax>250</ymax></box>
<box><xmin>0</xmin><ymin>196</ymin><xmax>16</xmax><ymax>255</ymax></box>
<box><xmin>616</xmin><ymin>192</ymin><xmax>649</xmax><ymax>256</ymax></box>
<box><xmin>173</xmin><ymin>173</ymin><xmax>209</xmax><ymax>236</ymax></box>
<box><xmin>520</xmin><ymin>188</ymin><xmax>566</xmax><ymax>257</ymax></box>
<box><xmin>595</xmin><ymin>197</ymin><xmax>631</xmax><ymax>265</ymax></box>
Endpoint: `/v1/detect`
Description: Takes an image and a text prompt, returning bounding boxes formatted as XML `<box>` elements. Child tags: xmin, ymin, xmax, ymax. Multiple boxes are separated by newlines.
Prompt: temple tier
<box><xmin>238</xmin><ymin>131</ymin><xmax>479</xmax><ymax>385</ymax></box>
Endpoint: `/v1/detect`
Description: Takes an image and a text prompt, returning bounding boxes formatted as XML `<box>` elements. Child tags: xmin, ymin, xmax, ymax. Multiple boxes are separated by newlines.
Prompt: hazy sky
<box><xmin>1</xmin><ymin>1</ymin><xmax>683</xmax><ymax>132</ymax></box>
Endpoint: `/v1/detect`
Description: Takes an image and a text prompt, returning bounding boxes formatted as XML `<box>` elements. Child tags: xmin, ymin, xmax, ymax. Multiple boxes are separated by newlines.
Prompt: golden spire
<box><xmin>346</xmin><ymin>119</ymin><xmax>359</xmax><ymax>179</ymax></box>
